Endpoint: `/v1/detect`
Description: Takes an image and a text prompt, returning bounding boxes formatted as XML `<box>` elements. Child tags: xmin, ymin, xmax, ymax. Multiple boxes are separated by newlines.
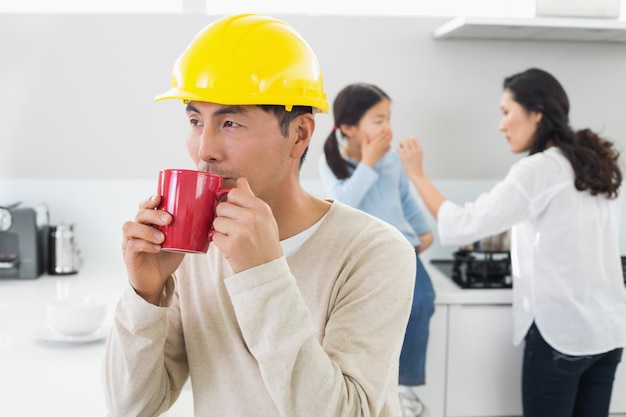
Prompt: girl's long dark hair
<box><xmin>504</xmin><ymin>68</ymin><xmax>621</xmax><ymax>198</ymax></box>
<box><xmin>323</xmin><ymin>83</ymin><xmax>390</xmax><ymax>179</ymax></box>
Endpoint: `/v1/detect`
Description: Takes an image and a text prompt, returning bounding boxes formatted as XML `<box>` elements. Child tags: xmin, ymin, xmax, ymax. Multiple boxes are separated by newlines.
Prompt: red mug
<box><xmin>156</xmin><ymin>169</ymin><xmax>229</xmax><ymax>253</ymax></box>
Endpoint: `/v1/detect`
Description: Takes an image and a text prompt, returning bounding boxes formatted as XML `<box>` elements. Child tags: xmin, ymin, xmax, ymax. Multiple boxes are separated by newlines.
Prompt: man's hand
<box><xmin>211</xmin><ymin>177</ymin><xmax>283</xmax><ymax>273</ymax></box>
<box><xmin>122</xmin><ymin>195</ymin><xmax>185</xmax><ymax>304</ymax></box>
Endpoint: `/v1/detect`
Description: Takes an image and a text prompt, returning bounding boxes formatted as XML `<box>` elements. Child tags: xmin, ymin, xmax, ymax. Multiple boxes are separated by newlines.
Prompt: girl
<box><xmin>319</xmin><ymin>83</ymin><xmax>435</xmax><ymax>417</ymax></box>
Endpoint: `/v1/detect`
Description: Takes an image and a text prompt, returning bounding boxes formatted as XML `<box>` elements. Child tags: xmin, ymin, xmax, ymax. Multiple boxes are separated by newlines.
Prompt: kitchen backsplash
<box><xmin>2</xmin><ymin>178</ymin><xmax>625</xmax><ymax>263</ymax></box>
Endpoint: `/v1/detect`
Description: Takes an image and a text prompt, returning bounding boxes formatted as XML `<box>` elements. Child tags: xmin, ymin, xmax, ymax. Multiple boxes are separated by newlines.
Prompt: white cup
<box><xmin>46</xmin><ymin>296</ymin><xmax>107</xmax><ymax>336</ymax></box>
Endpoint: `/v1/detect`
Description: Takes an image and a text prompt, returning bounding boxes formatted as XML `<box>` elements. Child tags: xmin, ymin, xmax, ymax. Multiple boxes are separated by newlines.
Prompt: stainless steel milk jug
<box><xmin>48</xmin><ymin>224</ymin><xmax>80</xmax><ymax>275</ymax></box>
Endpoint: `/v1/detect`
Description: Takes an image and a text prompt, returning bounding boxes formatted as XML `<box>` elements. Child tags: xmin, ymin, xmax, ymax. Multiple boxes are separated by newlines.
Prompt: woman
<box><xmin>407</xmin><ymin>68</ymin><xmax>625</xmax><ymax>417</ymax></box>
<box><xmin>319</xmin><ymin>83</ymin><xmax>435</xmax><ymax>417</ymax></box>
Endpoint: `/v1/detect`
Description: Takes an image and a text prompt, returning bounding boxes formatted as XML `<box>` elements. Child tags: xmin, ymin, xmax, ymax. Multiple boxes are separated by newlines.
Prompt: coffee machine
<box><xmin>0</xmin><ymin>204</ymin><xmax>49</xmax><ymax>279</ymax></box>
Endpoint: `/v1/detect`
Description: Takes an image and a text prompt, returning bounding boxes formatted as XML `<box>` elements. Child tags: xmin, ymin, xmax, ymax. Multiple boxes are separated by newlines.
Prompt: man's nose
<box><xmin>197</xmin><ymin>129</ymin><xmax>223</xmax><ymax>162</ymax></box>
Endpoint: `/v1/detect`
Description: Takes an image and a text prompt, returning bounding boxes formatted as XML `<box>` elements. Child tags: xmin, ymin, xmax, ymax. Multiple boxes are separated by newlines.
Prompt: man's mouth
<box><xmin>221</xmin><ymin>178</ymin><xmax>236</xmax><ymax>188</ymax></box>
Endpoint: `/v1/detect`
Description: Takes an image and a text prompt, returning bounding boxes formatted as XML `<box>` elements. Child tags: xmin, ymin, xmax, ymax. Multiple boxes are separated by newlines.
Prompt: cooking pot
<box><xmin>461</xmin><ymin>230</ymin><xmax>511</xmax><ymax>252</ymax></box>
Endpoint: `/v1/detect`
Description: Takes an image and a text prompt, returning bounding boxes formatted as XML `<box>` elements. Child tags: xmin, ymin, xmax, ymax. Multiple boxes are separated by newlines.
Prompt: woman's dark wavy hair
<box><xmin>504</xmin><ymin>68</ymin><xmax>621</xmax><ymax>198</ymax></box>
<box><xmin>322</xmin><ymin>83</ymin><xmax>390</xmax><ymax>179</ymax></box>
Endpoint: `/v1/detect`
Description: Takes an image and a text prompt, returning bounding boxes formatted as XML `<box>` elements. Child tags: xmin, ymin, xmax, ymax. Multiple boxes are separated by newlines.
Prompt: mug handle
<box><xmin>208</xmin><ymin>188</ymin><xmax>230</xmax><ymax>243</ymax></box>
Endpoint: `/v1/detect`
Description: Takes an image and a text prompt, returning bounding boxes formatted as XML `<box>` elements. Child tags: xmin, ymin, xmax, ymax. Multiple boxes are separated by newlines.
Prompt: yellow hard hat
<box><xmin>154</xmin><ymin>13</ymin><xmax>329</xmax><ymax>113</ymax></box>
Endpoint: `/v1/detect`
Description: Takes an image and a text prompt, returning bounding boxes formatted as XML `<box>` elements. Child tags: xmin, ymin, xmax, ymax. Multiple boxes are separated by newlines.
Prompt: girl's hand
<box><xmin>361</xmin><ymin>129</ymin><xmax>392</xmax><ymax>168</ymax></box>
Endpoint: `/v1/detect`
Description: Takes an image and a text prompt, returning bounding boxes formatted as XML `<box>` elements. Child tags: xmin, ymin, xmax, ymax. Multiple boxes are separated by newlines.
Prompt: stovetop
<box><xmin>431</xmin><ymin>250</ymin><xmax>512</xmax><ymax>289</ymax></box>
<box><xmin>431</xmin><ymin>253</ymin><xmax>626</xmax><ymax>290</ymax></box>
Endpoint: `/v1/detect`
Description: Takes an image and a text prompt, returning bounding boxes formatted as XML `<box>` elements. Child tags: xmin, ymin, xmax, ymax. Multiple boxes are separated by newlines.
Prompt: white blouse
<box><xmin>438</xmin><ymin>147</ymin><xmax>626</xmax><ymax>355</ymax></box>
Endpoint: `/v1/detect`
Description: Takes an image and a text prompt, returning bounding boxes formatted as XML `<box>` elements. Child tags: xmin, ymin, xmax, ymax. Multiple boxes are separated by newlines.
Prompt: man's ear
<box><xmin>290</xmin><ymin>113</ymin><xmax>315</xmax><ymax>159</ymax></box>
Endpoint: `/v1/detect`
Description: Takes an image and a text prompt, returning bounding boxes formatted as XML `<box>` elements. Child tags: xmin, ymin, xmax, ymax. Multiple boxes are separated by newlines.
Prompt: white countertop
<box><xmin>0</xmin><ymin>260</ymin><xmax>510</xmax><ymax>417</ymax></box>
<box><xmin>0</xmin><ymin>262</ymin><xmax>191</xmax><ymax>417</ymax></box>
<box><xmin>0</xmin><ymin>262</ymin><xmax>128</xmax><ymax>417</ymax></box>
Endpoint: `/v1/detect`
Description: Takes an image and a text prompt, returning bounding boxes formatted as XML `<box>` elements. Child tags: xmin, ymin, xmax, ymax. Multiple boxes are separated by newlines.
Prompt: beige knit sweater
<box><xmin>103</xmin><ymin>201</ymin><xmax>416</xmax><ymax>417</ymax></box>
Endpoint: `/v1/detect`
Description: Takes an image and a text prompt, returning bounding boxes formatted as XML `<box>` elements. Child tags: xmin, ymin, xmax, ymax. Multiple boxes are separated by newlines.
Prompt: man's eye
<box><xmin>190</xmin><ymin>118</ymin><xmax>202</xmax><ymax>127</ymax></box>
<box><xmin>224</xmin><ymin>121</ymin><xmax>241</xmax><ymax>128</ymax></box>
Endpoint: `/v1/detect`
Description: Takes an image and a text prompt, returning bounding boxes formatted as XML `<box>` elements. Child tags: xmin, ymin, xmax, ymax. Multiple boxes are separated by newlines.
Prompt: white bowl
<box><xmin>45</xmin><ymin>296</ymin><xmax>107</xmax><ymax>336</ymax></box>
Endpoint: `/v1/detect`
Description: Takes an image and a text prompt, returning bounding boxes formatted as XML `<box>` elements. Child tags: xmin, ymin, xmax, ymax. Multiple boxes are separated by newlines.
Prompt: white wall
<box><xmin>2</xmin><ymin>13</ymin><xmax>626</xmax><ymax>262</ymax></box>
<box><xmin>2</xmin><ymin>14</ymin><xmax>626</xmax><ymax>181</ymax></box>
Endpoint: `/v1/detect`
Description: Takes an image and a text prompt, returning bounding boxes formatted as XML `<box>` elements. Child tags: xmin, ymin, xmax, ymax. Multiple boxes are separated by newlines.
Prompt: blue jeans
<box><xmin>399</xmin><ymin>254</ymin><xmax>435</xmax><ymax>386</ymax></box>
<box><xmin>523</xmin><ymin>322</ymin><xmax>623</xmax><ymax>417</ymax></box>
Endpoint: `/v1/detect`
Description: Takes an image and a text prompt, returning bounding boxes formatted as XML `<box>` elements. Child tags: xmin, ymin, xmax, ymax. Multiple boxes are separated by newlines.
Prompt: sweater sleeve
<box><xmin>102</xmin><ymin>278</ymin><xmax>189</xmax><ymax>417</ymax></box>
<box><xmin>225</xmin><ymin>227</ymin><xmax>416</xmax><ymax>417</ymax></box>
<box><xmin>437</xmin><ymin>170</ymin><xmax>532</xmax><ymax>246</ymax></box>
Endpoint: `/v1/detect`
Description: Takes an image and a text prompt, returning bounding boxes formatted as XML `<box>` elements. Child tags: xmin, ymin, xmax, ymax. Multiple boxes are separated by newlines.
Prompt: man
<box><xmin>103</xmin><ymin>13</ymin><xmax>416</xmax><ymax>417</ymax></box>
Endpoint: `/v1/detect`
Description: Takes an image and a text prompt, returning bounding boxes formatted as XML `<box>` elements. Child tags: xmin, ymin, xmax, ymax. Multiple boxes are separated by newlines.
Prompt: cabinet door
<box><xmin>412</xmin><ymin>305</ymin><xmax>448</xmax><ymax>417</ymax></box>
<box><xmin>446</xmin><ymin>305</ymin><xmax>523</xmax><ymax>417</ymax></box>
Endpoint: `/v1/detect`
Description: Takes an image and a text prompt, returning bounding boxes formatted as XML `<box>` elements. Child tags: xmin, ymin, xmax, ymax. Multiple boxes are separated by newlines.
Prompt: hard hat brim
<box><xmin>153</xmin><ymin>88</ymin><xmax>330</xmax><ymax>113</ymax></box>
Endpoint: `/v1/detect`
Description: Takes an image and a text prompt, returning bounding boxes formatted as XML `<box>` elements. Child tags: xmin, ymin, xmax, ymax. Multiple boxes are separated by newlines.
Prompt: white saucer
<box><xmin>35</xmin><ymin>323</ymin><xmax>110</xmax><ymax>344</ymax></box>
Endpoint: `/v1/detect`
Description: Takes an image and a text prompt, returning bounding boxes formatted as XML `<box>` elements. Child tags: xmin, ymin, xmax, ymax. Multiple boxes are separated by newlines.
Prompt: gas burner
<box><xmin>451</xmin><ymin>249</ymin><xmax>512</xmax><ymax>289</ymax></box>
<box><xmin>432</xmin><ymin>254</ymin><xmax>626</xmax><ymax>290</ymax></box>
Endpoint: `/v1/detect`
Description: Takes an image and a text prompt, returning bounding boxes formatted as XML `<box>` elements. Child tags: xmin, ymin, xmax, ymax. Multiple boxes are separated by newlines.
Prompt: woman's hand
<box><xmin>396</xmin><ymin>137</ymin><xmax>447</xmax><ymax>219</ymax></box>
<box><xmin>397</xmin><ymin>137</ymin><xmax>425</xmax><ymax>181</ymax></box>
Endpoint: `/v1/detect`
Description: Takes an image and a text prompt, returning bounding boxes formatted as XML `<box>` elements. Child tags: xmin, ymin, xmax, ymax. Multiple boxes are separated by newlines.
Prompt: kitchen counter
<box><xmin>0</xmin><ymin>259</ymin><xmax>490</xmax><ymax>417</ymax></box>
<box><xmin>0</xmin><ymin>263</ymin><xmax>126</xmax><ymax>416</ymax></box>
<box><xmin>426</xmin><ymin>259</ymin><xmax>514</xmax><ymax>305</ymax></box>
<box><xmin>1</xmin><ymin>261</ymin><xmax>622</xmax><ymax>417</ymax></box>
<box><xmin>0</xmin><ymin>262</ymin><xmax>193</xmax><ymax>417</ymax></box>
<box><xmin>0</xmin><ymin>259</ymin><xmax>512</xmax><ymax>417</ymax></box>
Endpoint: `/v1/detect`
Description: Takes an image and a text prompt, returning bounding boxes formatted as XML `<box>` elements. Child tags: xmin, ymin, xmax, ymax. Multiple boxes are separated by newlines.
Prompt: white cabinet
<box><xmin>415</xmin><ymin>303</ymin><xmax>523</xmax><ymax>417</ymax></box>
<box><xmin>445</xmin><ymin>305</ymin><xmax>523</xmax><ymax>417</ymax></box>
<box><xmin>413</xmin><ymin>306</ymin><xmax>448</xmax><ymax>417</ymax></box>
<box><xmin>416</xmin><ymin>266</ymin><xmax>626</xmax><ymax>417</ymax></box>
<box><xmin>416</xmin><ymin>300</ymin><xmax>626</xmax><ymax>417</ymax></box>
<box><xmin>432</xmin><ymin>16</ymin><xmax>626</xmax><ymax>42</ymax></box>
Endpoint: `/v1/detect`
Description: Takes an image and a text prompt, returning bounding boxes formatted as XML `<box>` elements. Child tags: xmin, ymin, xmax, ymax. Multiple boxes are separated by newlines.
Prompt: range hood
<box><xmin>433</xmin><ymin>16</ymin><xmax>626</xmax><ymax>42</ymax></box>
